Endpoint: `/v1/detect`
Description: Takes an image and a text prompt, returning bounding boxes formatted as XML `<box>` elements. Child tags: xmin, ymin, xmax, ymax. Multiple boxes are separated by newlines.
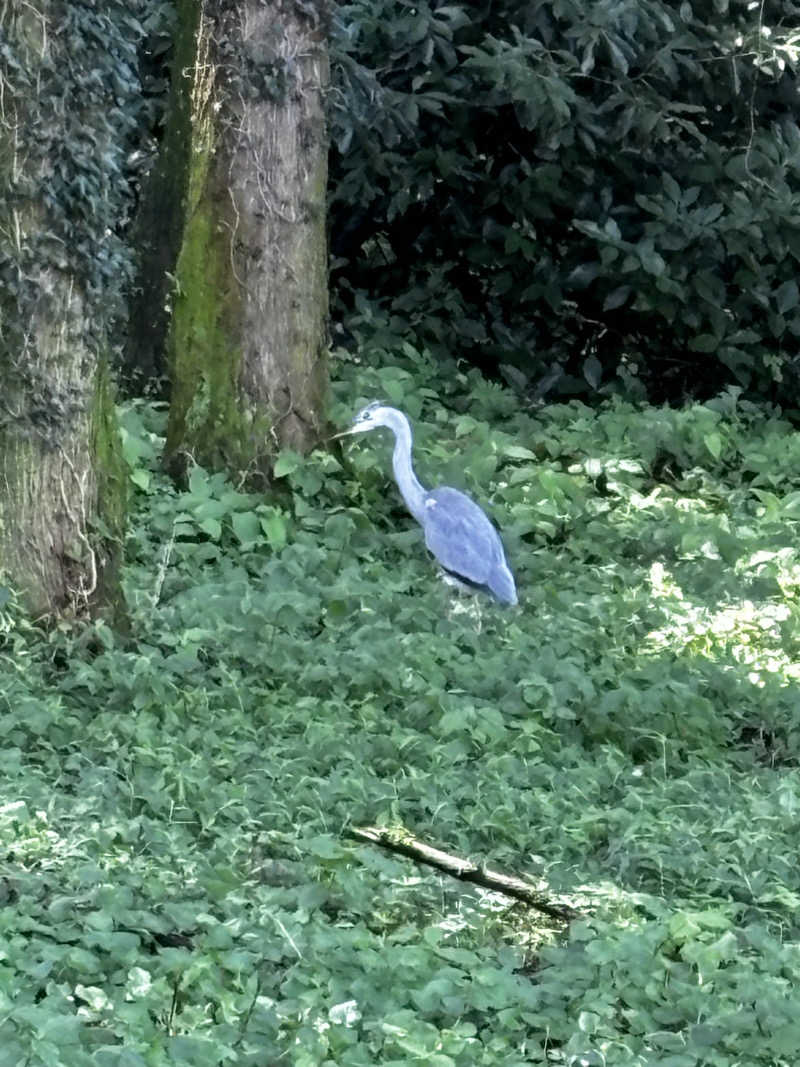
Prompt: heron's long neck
<box><xmin>389</xmin><ymin>414</ymin><xmax>427</xmax><ymax>524</ymax></box>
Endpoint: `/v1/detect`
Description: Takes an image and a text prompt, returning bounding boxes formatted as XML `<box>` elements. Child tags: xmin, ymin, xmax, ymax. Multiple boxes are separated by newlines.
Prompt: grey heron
<box><xmin>336</xmin><ymin>403</ymin><xmax>517</xmax><ymax>605</ymax></box>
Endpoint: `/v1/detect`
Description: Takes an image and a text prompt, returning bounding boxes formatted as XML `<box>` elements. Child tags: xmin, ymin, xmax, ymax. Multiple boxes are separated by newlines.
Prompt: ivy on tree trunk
<box><xmin>0</xmin><ymin>0</ymin><xmax>129</xmax><ymax>620</ymax></box>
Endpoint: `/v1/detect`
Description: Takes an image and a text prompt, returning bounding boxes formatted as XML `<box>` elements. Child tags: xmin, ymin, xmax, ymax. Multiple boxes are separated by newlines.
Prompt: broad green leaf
<box><xmin>603</xmin><ymin>285</ymin><xmax>630</xmax><ymax>311</ymax></box>
<box><xmin>232</xmin><ymin>510</ymin><xmax>262</xmax><ymax>545</ymax></box>
<box><xmin>188</xmin><ymin>465</ymin><xmax>210</xmax><ymax>497</ymax></box>
<box><xmin>775</xmin><ymin>280</ymin><xmax>799</xmax><ymax>314</ymax></box>
<box><xmin>274</xmin><ymin>452</ymin><xmax>301</xmax><ymax>478</ymax></box>
<box><xmin>199</xmin><ymin>516</ymin><xmax>222</xmax><ymax>540</ymax></box>
<box><xmin>704</xmin><ymin>432</ymin><xmax>722</xmax><ymax>459</ymax></box>
<box><xmin>503</xmin><ymin>444</ymin><xmax>537</xmax><ymax>460</ymax></box>
<box><xmin>638</xmin><ymin>243</ymin><xmax>666</xmax><ymax>276</ymax></box>
<box><xmin>583</xmin><ymin>355</ymin><xmax>602</xmax><ymax>390</ymax></box>
<box><xmin>260</xmin><ymin>511</ymin><xmax>287</xmax><ymax>548</ymax></box>
<box><xmin>689</xmin><ymin>334</ymin><xmax>719</xmax><ymax>352</ymax></box>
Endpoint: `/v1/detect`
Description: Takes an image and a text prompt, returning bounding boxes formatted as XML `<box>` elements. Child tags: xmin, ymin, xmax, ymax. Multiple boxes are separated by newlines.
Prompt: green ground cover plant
<box><xmin>2</xmin><ymin>344</ymin><xmax>800</xmax><ymax>1063</ymax></box>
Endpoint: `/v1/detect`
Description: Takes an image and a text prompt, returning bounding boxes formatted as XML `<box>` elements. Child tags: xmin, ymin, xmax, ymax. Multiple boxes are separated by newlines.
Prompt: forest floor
<box><xmin>2</xmin><ymin>346</ymin><xmax>800</xmax><ymax>1064</ymax></box>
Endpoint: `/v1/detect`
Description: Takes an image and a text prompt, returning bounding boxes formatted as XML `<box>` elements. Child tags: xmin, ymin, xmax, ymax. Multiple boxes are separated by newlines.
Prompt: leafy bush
<box><xmin>330</xmin><ymin>0</ymin><xmax>800</xmax><ymax>402</ymax></box>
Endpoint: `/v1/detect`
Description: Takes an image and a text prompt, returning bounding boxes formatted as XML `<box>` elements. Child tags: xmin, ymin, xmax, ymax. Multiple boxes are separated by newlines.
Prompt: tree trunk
<box><xmin>0</xmin><ymin>2</ymin><xmax>128</xmax><ymax>620</ymax></box>
<box><xmin>121</xmin><ymin>0</ymin><xmax>202</xmax><ymax>396</ymax></box>
<box><xmin>0</xmin><ymin>293</ymin><xmax>125</xmax><ymax>620</ymax></box>
<box><xmin>164</xmin><ymin>0</ymin><xmax>330</xmax><ymax>482</ymax></box>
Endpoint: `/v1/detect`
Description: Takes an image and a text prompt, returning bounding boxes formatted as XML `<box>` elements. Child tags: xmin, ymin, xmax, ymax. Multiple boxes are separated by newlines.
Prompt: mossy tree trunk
<box><xmin>164</xmin><ymin>0</ymin><xmax>330</xmax><ymax>482</ymax></box>
<box><xmin>0</xmin><ymin>292</ymin><xmax>125</xmax><ymax>621</ymax></box>
<box><xmin>0</xmin><ymin>1</ymin><xmax>128</xmax><ymax>620</ymax></box>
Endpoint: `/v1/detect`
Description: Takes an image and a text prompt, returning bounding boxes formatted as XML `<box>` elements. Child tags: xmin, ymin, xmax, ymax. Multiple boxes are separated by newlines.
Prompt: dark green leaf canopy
<box><xmin>330</xmin><ymin>0</ymin><xmax>800</xmax><ymax>403</ymax></box>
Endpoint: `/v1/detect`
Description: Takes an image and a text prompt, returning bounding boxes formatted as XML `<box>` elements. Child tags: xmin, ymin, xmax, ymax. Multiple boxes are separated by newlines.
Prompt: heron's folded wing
<box><xmin>422</xmin><ymin>488</ymin><xmax>501</xmax><ymax>585</ymax></box>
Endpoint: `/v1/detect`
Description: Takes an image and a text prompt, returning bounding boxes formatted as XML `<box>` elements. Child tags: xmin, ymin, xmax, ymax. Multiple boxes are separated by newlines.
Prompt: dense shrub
<box><xmin>330</xmin><ymin>0</ymin><xmax>800</xmax><ymax>403</ymax></box>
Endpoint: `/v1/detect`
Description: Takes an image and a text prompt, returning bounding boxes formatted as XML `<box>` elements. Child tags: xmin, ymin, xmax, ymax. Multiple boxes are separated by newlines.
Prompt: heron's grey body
<box><xmin>341</xmin><ymin>404</ymin><xmax>517</xmax><ymax>605</ymax></box>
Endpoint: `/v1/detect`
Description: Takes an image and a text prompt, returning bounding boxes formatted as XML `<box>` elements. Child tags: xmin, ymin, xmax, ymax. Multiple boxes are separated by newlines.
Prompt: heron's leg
<box><xmin>439</xmin><ymin>571</ymin><xmax>483</xmax><ymax>632</ymax></box>
<box><xmin>439</xmin><ymin>570</ymin><xmax>475</xmax><ymax>596</ymax></box>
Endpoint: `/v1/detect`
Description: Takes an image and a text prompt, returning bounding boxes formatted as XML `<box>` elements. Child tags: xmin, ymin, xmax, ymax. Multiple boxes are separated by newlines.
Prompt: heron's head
<box><xmin>349</xmin><ymin>402</ymin><xmax>392</xmax><ymax>434</ymax></box>
<box><xmin>333</xmin><ymin>402</ymin><xmax>395</xmax><ymax>439</ymax></box>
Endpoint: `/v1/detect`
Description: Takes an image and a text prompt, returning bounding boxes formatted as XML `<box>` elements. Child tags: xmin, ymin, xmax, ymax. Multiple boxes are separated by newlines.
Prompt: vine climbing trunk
<box><xmin>0</xmin><ymin>290</ymin><xmax>123</xmax><ymax>621</ymax></box>
<box><xmin>164</xmin><ymin>0</ymin><xmax>330</xmax><ymax>481</ymax></box>
<box><xmin>0</xmin><ymin>1</ymin><xmax>128</xmax><ymax>620</ymax></box>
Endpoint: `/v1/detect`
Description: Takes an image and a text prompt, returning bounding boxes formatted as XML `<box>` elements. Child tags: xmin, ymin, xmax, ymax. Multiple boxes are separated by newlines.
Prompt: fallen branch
<box><xmin>347</xmin><ymin>826</ymin><xmax>578</xmax><ymax>921</ymax></box>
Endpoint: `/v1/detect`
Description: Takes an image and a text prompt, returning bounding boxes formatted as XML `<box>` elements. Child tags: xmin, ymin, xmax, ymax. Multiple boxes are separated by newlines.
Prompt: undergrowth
<box><xmin>2</xmin><ymin>344</ymin><xmax>800</xmax><ymax>1063</ymax></box>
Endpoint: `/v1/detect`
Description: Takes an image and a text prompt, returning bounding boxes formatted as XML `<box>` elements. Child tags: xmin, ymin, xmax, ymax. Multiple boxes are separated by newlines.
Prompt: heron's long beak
<box><xmin>329</xmin><ymin>428</ymin><xmax>355</xmax><ymax>441</ymax></box>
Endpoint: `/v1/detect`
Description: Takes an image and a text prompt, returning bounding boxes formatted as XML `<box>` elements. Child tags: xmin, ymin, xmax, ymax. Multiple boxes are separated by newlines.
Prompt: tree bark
<box><xmin>0</xmin><ymin>290</ymin><xmax>124</xmax><ymax>620</ymax></box>
<box><xmin>0</xmin><ymin>2</ymin><xmax>127</xmax><ymax>620</ymax></box>
<box><xmin>164</xmin><ymin>0</ymin><xmax>330</xmax><ymax>482</ymax></box>
<box><xmin>121</xmin><ymin>0</ymin><xmax>202</xmax><ymax>396</ymax></box>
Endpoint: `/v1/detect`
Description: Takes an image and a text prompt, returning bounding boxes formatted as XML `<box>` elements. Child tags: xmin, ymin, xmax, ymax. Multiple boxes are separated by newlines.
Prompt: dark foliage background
<box><xmin>329</xmin><ymin>0</ymin><xmax>800</xmax><ymax>404</ymax></box>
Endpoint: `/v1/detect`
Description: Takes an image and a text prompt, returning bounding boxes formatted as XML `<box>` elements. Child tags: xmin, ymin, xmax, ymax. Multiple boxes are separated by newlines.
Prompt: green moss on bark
<box><xmin>0</xmin><ymin>355</ymin><xmax>128</xmax><ymax>622</ymax></box>
<box><xmin>164</xmin><ymin>7</ymin><xmax>262</xmax><ymax>478</ymax></box>
<box><xmin>90</xmin><ymin>358</ymin><xmax>128</xmax><ymax>625</ymax></box>
<box><xmin>165</xmin><ymin>170</ymin><xmax>252</xmax><ymax>475</ymax></box>
<box><xmin>164</xmin><ymin>0</ymin><xmax>329</xmax><ymax>482</ymax></box>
